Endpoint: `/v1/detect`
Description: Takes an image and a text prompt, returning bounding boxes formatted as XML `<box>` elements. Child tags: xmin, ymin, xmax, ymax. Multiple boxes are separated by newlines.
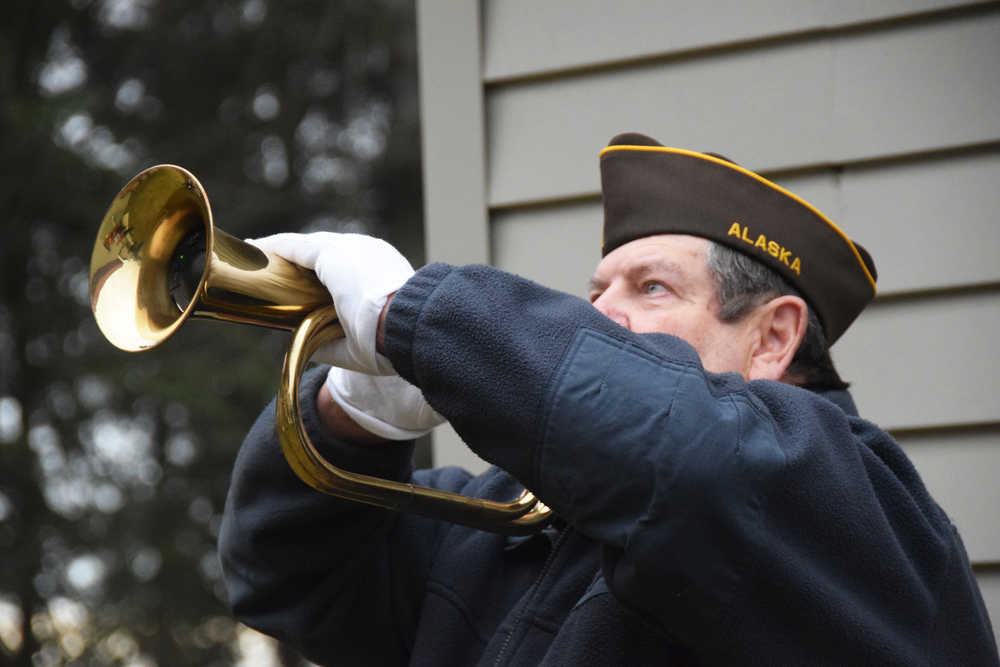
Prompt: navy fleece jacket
<box><xmin>220</xmin><ymin>263</ymin><xmax>998</xmax><ymax>666</ymax></box>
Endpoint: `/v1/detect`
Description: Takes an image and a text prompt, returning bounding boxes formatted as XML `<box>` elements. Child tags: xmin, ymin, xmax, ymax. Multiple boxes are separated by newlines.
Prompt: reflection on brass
<box><xmin>89</xmin><ymin>165</ymin><xmax>552</xmax><ymax>535</ymax></box>
<box><xmin>90</xmin><ymin>164</ymin><xmax>330</xmax><ymax>351</ymax></box>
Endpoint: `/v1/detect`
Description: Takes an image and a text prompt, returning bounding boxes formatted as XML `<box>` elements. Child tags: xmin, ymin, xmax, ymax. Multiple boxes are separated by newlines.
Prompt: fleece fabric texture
<box><xmin>220</xmin><ymin>263</ymin><xmax>998</xmax><ymax>666</ymax></box>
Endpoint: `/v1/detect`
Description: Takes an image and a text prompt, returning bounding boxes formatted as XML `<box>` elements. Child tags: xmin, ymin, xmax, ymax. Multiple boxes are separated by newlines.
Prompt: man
<box><xmin>219</xmin><ymin>133</ymin><xmax>998</xmax><ymax>665</ymax></box>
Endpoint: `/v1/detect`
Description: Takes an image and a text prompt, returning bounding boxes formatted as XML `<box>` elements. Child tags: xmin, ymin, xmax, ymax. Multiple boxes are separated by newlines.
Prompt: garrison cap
<box><xmin>600</xmin><ymin>132</ymin><xmax>877</xmax><ymax>344</ymax></box>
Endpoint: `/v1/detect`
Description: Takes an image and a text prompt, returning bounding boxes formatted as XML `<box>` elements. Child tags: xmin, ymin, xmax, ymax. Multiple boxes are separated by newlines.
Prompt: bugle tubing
<box><xmin>90</xmin><ymin>164</ymin><xmax>551</xmax><ymax>535</ymax></box>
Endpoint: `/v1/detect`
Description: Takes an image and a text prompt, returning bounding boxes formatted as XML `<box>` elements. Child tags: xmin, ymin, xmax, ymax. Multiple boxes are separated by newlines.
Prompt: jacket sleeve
<box><xmin>218</xmin><ymin>366</ymin><xmax>472</xmax><ymax>665</ymax></box>
<box><xmin>383</xmin><ymin>262</ymin><xmax>999</xmax><ymax>665</ymax></box>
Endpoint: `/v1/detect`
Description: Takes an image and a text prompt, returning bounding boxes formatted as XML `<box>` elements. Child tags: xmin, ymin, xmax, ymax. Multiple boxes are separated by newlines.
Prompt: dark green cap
<box><xmin>600</xmin><ymin>132</ymin><xmax>877</xmax><ymax>344</ymax></box>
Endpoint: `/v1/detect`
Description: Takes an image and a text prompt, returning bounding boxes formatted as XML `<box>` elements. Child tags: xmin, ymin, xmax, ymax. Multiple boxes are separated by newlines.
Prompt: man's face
<box><xmin>589</xmin><ymin>234</ymin><xmax>758</xmax><ymax>376</ymax></box>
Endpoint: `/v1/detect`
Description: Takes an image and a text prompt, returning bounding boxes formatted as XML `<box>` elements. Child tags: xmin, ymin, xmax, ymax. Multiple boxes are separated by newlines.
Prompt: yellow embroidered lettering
<box><xmin>729</xmin><ymin>224</ymin><xmax>798</xmax><ymax>271</ymax></box>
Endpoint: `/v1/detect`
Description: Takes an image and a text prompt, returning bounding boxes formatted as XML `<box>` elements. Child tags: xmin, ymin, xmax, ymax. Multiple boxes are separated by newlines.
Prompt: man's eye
<box><xmin>643</xmin><ymin>281</ymin><xmax>668</xmax><ymax>295</ymax></box>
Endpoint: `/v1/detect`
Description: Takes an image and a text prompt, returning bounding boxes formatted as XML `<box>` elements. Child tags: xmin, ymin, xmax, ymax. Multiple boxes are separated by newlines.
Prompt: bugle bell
<box><xmin>90</xmin><ymin>164</ymin><xmax>551</xmax><ymax>535</ymax></box>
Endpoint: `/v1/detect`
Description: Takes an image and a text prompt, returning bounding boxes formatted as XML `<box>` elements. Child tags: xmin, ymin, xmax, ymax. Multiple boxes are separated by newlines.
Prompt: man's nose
<box><xmin>592</xmin><ymin>291</ymin><xmax>630</xmax><ymax>329</ymax></box>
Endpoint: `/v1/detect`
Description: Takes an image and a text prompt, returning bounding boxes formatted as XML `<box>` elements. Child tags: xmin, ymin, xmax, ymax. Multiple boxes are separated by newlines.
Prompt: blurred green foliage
<box><xmin>0</xmin><ymin>1</ymin><xmax>422</xmax><ymax>664</ymax></box>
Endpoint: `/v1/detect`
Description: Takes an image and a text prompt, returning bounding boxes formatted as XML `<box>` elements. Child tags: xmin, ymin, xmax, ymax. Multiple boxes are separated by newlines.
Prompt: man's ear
<box><xmin>746</xmin><ymin>295</ymin><xmax>808</xmax><ymax>381</ymax></box>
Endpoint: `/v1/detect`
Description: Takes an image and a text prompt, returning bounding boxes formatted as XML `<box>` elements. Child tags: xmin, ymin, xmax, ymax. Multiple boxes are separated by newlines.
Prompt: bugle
<box><xmin>90</xmin><ymin>164</ymin><xmax>551</xmax><ymax>535</ymax></box>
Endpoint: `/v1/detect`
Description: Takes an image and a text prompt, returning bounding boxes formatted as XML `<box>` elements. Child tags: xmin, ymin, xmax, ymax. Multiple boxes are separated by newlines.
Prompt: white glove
<box><xmin>248</xmin><ymin>232</ymin><xmax>413</xmax><ymax>375</ymax></box>
<box><xmin>325</xmin><ymin>367</ymin><xmax>444</xmax><ymax>440</ymax></box>
<box><xmin>248</xmin><ymin>232</ymin><xmax>445</xmax><ymax>440</ymax></box>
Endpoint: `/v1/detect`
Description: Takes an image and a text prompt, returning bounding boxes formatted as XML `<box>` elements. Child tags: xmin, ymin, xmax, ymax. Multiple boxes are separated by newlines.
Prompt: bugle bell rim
<box><xmin>89</xmin><ymin>164</ymin><xmax>216</xmax><ymax>352</ymax></box>
<box><xmin>89</xmin><ymin>163</ymin><xmax>331</xmax><ymax>352</ymax></box>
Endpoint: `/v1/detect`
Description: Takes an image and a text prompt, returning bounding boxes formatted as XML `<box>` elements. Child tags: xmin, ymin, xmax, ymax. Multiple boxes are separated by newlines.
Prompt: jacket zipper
<box><xmin>492</xmin><ymin>525</ymin><xmax>571</xmax><ymax>667</ymax></box>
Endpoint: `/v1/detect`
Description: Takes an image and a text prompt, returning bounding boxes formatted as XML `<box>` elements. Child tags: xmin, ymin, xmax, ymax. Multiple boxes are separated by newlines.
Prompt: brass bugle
<box><xmin>90</xmin><ymin>164</ymin><xmax>551</xmax><ymax>535</ymax></box>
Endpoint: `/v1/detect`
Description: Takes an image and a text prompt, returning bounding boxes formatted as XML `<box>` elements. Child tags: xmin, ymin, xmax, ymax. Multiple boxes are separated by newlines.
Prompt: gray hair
<box><xmin>706</xmin><ymin>242</ymin><xmax>847</xmax><ymax>389</ymax></box>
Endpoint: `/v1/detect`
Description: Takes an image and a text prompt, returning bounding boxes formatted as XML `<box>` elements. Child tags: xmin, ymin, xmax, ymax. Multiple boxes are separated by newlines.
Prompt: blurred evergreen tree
<box><xmin>0</xmin><ymin>1</ymin><xmax>422</xmax><ymax>664</ymax></box>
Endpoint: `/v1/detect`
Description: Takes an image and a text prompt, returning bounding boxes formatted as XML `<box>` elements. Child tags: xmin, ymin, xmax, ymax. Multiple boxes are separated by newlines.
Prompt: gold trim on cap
<box><xmin>599</xmin><ymin>144</ymin><xmax>877</xmax><ymax>294</ymax></box>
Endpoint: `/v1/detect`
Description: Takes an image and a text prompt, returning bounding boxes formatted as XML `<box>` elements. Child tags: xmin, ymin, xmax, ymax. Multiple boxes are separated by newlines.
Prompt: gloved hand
<box><xmin>325</xmin><ymin>367</ymin><xmax>444</xmax><ymax>440</ymax></box>
<box><xmin>248</xmin><ymin>232</ymin><xmax>445</xmax><ymax>440</ymax></box>
<box><xmin>248</xmin><ymin>232</ymin><xmax>412</xmax><ymax>375</ymax></box>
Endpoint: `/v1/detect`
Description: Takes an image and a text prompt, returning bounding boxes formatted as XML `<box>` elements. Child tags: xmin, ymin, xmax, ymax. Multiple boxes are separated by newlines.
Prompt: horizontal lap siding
<box><xmin>482</xmin><ymin>0</ymin><xmax>984</xmax><ymax>81</ymax></box>
<box><xmin>492</xmin><ymin>200</ymin><xmax>603</xmax><ymax>297</ymax></box>
<box><xmin>484</xmin><ymin>8</ymin><xmax>1000</xmax><ymax>206</ymax></box>
<box><xmin>835</xmin><ymin>290</ymin><xmax>1000</xmax><ymax>429</ymax></box>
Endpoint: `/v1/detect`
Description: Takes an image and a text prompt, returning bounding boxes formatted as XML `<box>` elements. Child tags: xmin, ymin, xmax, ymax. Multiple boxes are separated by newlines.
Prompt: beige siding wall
<box><xmin>417</xmin><ymin>0</ymin><xmax>1000</xmax><ymax>637</ymax></box>
<box><xmin>481</xmin><ymin>0</ymin><xmax>985</xmax><ymax>81</ymax></box>
<box><xmin>484</xmin><ymin>9</ymin><xmax>1000</xmax><ymax>206</ymax></box>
